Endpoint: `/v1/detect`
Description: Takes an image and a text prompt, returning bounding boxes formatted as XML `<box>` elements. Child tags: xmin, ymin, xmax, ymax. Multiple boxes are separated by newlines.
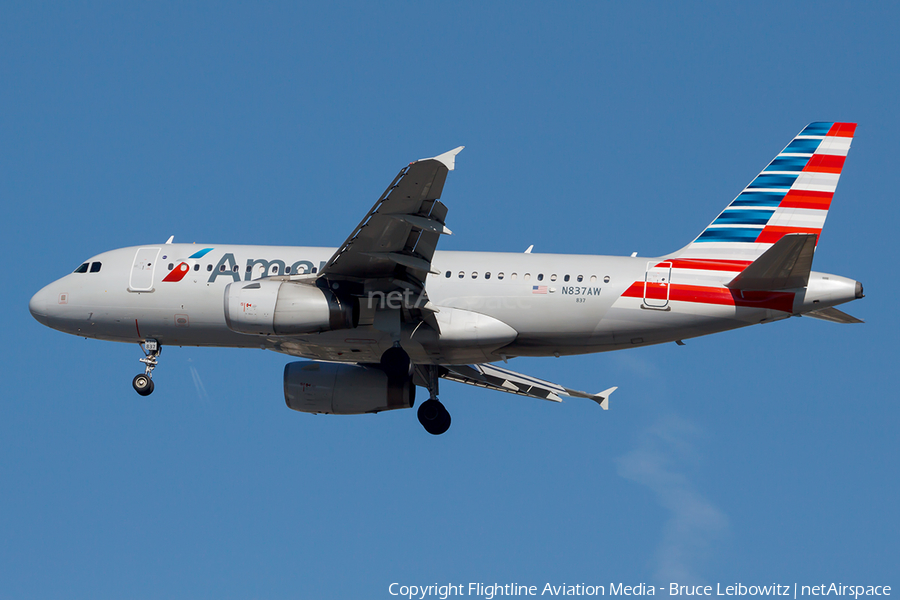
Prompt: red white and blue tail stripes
<box><xmin>673</xmin><ymin>122</ymin><xmax>855</xmax><ymax>261</ymax></box>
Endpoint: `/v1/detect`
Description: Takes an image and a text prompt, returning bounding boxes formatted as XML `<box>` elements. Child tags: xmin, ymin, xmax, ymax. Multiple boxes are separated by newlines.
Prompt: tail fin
<box><xmin>670</xmin><ymin>122</ymin><xmax>856</xmax><ymax>262</ymax></box>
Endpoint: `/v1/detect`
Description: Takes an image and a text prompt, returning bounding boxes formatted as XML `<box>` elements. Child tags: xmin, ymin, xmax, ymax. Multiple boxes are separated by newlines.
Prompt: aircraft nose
<box><xmin>29</xmin><ymin>283</ymin><xmax>58</xmax><ymax>325</ymax></box>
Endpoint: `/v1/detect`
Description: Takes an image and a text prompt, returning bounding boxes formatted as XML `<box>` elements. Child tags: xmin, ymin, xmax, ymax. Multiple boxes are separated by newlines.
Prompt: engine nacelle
<box><xmin>284</xmin><ymin>361</ymin><xmax>415</xmax><ymax>415</ymax></box>
<box><xmin>224</xmin><ymin>280</ymin><xmax>356</xmax><ymax>335</ymax></box>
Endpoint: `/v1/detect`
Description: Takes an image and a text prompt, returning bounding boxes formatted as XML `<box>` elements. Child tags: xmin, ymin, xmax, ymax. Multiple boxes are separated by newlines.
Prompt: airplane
<box><xmin>29</xmin><ymin>122</ymin><xmax>864</xmax><ymax>435</ymax></box>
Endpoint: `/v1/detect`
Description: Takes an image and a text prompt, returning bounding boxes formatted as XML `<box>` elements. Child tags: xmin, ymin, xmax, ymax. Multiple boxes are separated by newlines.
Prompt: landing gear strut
<box><xmin>133</xmin><ymin>339</ymin><xmax>160</xmax><ymax>396</ymax></box>
<box><xmin>415</xmin><ymin>365</ymin><xmax>451</xmax><ymax>435</ymax></box>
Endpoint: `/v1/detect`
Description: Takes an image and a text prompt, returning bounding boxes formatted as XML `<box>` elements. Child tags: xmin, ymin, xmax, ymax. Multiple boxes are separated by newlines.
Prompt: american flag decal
<box><xmin>532</xmin><ymin>285</ymin><xmax>548</xmax><ymax>294</ymax></box>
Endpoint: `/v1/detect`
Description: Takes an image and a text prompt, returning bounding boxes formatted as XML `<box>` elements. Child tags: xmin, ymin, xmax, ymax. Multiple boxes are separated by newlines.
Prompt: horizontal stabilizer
<box><xmin>804</xmin><ymin>306</ymin><xmax>864</xmax><ymax>324</ymax></box>
<box><xmin>441</xmin><ymin>363</ymin><xmax>616</xmax><ymax>408</ymax></box>
<box><xmin>726</xmin><ymin>233</ymin><xmax>816</xmax><ymax>291</ymax></box>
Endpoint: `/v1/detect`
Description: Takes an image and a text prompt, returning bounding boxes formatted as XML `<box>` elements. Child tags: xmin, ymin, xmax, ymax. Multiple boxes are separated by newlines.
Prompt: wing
<box><xmin>440</xmin><ymin>363</ymin><xmax>618</xmax><ymax>409</ymax></box>
<box><xmin>321</xmin><ymin>147</ymin><xmax>463</xmax><ymax>290</ymax></box>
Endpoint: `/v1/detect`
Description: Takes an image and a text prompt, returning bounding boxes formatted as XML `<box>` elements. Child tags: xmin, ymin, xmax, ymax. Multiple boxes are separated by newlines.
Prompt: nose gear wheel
<box><xmin>132</xmin><ymin>339</ymin><xmax>160</xmax><ymax>396</ymax></box>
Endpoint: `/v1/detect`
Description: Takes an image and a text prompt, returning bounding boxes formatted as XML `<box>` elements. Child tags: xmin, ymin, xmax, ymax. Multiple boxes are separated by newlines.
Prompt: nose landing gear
<box><xmin>133</xmin><ymin>339</ymin><xmax>160</xmax><ymax>396</ymax></box>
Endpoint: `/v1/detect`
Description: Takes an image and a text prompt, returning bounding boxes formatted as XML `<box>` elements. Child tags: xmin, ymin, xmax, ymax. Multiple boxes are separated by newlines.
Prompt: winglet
<box><xmin>420</xmin><ymin>146</ymin><xmax>464</xmax><ymax>171</ymax></box>
<box><xmin>593</xmin><ymin>387</ymin><xmax>618</xmax><ymax>410</ymax></box>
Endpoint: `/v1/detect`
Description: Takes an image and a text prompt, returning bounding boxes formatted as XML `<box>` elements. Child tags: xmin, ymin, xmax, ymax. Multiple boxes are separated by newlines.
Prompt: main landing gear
<box><xmin>415</xmin><ymin>364</ymin><xmax>451</xmax><ymax>436</ymax></box>
<box><xmin>132</xmin><ymin>339</ymin><xmax>160</xmax><ymax>396</ymax></box>
<box><xmin>381</xmin><ymin>347</ymin><xmax>452</xmax><ymax>435</ymax></box>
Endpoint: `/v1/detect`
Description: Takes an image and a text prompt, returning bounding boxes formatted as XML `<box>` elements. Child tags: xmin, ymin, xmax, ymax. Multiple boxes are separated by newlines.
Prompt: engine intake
<box><xmin>284</xmin><ymin>361</ymin><xmax>415</xmax><ymax>414</ymax></box>
<box><xmin>224</xmin><ymin>280</ymin><xmax>356</xmax><ymax>335</ymax></box>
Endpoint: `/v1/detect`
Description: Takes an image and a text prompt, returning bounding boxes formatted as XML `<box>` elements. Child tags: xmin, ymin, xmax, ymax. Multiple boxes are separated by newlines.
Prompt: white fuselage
<box><xmin>29</xmin><ymin>243</ymin><xmax>861</xmax><ymax>365</ymax></box>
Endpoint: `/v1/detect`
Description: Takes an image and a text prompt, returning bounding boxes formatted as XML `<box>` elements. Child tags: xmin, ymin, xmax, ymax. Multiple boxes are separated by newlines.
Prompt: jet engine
<box><xmin>284</xmin><ymin>361</ymin><xmax>415</xmax><ymax>414</ymax></box>
<box><xmin>224</xmin><ymin>280</ymin><xmax>356</xmax><ymax>335</ymax></box>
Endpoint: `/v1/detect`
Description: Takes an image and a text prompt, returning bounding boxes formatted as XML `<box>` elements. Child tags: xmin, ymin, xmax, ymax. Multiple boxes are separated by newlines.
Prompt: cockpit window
<box><xmin>89</xmin><ymin>262</ymin><xmax>102</xmax><ymax>273</ymax></box>
<box><xmin>74</xmin><ymin>263</ymin><xmax>89</xmax><ymax>273</ymax></box>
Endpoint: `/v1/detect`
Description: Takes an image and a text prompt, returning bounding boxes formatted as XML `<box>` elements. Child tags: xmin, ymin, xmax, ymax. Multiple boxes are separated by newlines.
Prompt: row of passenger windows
<box><xmin>75</xmin><ymin>259</ymin><xmax>602</xmax><ymax>283</ymax></box>
<box><xmin>443</xmin><ymin>270</ymin><xmax>608</xmax><ymax>283</ymax></box>
<box><xmin>74</xmin><ymin>262</ymin><xmax>102</xmax><ymax>273</ymax></box>
<box><xmin>162</xmin><ymin>261</ymin><xmax>603</xmax><ymax>282</ymax></box>
<box><xmin>167</xmin><ymin>263</ymin><xmax>318</xmax><ymax>274</ymax></box>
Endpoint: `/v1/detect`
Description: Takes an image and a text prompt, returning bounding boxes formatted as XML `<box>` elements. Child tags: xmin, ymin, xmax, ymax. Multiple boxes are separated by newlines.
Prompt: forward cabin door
<box><xmin>129</xmin><ymin>247</ymin><xmax>161</xmax><ymax>292</ymax></box>
<box><xmin>643</xmin><ymin>261</ymin><xmax>672</xmax><ymax>308</ymax></box>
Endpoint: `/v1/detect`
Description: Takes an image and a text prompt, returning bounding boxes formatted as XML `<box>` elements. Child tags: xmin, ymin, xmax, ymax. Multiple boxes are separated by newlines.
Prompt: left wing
<box><xmin>320</xmin><ymin>147</ymin><xmax>463</xmax><ymax>291</ymax></box>
<box><xmin>441</xmin><ymin>363</ymin><xmax>618</xmax><ymax>409</ymax></box>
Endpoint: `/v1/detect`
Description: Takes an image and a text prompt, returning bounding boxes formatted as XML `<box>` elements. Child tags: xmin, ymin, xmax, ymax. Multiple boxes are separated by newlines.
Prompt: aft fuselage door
<box><xmin>129</xmin><ymin>247</ymin><xmax>161</xmax><ymax>292</ymax></box>
<box><xmin>643</xmin><ymin>261</ymin><xmax>672</xmax><ymax>308</ymax></box>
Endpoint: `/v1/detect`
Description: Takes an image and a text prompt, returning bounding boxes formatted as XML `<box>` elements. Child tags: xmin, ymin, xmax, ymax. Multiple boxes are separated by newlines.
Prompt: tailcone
<box><xmin>797</xmin><ymin>272</ymin><xmax>863</xmax><ymax>313</ymax></box>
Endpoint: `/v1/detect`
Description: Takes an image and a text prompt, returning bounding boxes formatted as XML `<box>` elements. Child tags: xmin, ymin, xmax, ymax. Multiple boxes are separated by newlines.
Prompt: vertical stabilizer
<box><xmin>670</xmin><ymin>122</ymin><xmax>856</xmax><ymax>263</ymax></box>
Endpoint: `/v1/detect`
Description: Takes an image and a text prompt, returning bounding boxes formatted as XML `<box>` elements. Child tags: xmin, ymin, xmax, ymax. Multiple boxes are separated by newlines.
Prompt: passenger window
<box><xmin>219</xmin><ymin>265</ymin><xmax>226</xmax><ymax>272</ymax></box>
<box><xmin>445</xmin><ymin>271</ymin><xmax>451</xmax><ymax>278</ymax></box>
<box><xmin>458</xmin><ymin>271</ymin><xmax>464</xmax><ymax>279</ymax></box>
<box><xmin>577</xmin><ymin>275</ymin><xmax>583</xmax><ymax>282</ymax></box>
<box><xmin>604</xmin><ymin>276</ymin><xmax>610</xmax><ymax>283</ymax></box>
<box><xmin>564</xmin><ymin>274</ymin><xmax>570</xmax><ymax>282</ymax></box>
<box><xmin>471</xmin><ymin>272</ymin><xmax>478</xmax><ymax>279</ymax></box>
<box><xmin>285</xmin><ymin>266</ymin><xmax>291</xmax><ymax>274</ymax></box>
<box><xmin>74</xmin><ymin>263</ymin><xmax>89</xmax><ymax>273</ymax></box>
<box><xmin>90</xmin><ymin>262</ymin><xmax>102</xmax><ymax>273</ymax></box>
<box><xmin>168</xmin><ymin>263</ymin><xmax>174</xmax><ymax>271</ymax></box>
<box><xmin>550</xmin><ymin>274</ymin><xmax>557</xmax><ymax>281</ymax></box>
<box><xmin>312</xmin><ymin>267</ymin><xmax>317</xmax><ymax>274</ymax></box>
<box><xmin>207</xmin><ymin>264</ymin><xmax>213</xmax><ymax>272</ymax></box>
<box><xmin>246</xmin><ymin>265</ymin><xmax>252</xmax><ymax>273</ymax></box>
<box><xmin>485</xmin><ymin>272</ymin><xmax>491</xmax><ymax>279</ymax></box>
<box><xmin>511</xmin><ymin>273</ymin><xmax>517</xmax><ymax>280</ymax></box>
<box><xmin>590</xmin><ymin>275</ymin><xmax>597</xmax><ymax>283</ymax></box>
<box><xmin>524</xmin><ymin>273</ymin><xmax>531</xmax><ymax>281</ymax></box>
<box><xmin>233</xmin><ymin>265</ymin><xmax>239</xmax><ymax>272</ymax></box>
<box><xmin>193</xmin><ymin>264</ymin><xmax>199</xmax><ymax>271</ymax></box>
<box><xmin>498</xmin><ymin>272</ymin><xmax>504</xmax><ymax>280</ymax></box>
<box><xmin>537</xmin><ymin>274</ymin><xmax>544</xmax><ymax>281</ymax></box>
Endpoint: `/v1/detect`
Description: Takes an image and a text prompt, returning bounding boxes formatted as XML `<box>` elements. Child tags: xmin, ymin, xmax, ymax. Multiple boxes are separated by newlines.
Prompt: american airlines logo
<box><xmin>160</xmin><ymin>251</ymin><xmax>327</xmax><ymax>284</ymax></box>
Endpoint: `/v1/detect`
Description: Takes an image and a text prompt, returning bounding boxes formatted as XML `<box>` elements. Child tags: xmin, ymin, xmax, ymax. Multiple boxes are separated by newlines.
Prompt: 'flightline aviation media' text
<box><xmin>388</xmin><ymin>583</ymin><xmax>891</xmax><ymax>600</ymax></box>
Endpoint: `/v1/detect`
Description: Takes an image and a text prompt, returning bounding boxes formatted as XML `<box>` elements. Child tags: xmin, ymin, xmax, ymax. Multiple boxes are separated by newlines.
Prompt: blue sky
<box><xmin>2</xmin><ymin>2</ymin><xmax>897</xmax><ymax>598</ymax></box>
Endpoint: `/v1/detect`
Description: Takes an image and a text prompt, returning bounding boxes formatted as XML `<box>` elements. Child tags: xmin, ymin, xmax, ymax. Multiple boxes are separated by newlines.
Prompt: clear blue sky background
<box><xmin>2</xmin><ymin>2</ymin><xmax>897</xmax><ymax>598</ymax></box>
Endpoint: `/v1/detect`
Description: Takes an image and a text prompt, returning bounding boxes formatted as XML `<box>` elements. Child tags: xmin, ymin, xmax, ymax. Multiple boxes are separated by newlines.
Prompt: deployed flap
<box><xmin>804</xmin><ymin>306</ymin><xmax>864</xmax><ymax>324</ymax></box>
<box><xmin>441</xmin><ymin>363</ymin><xmax>617</xmax><ymax>408</ymax></box>
<box><xmin>726</xmin><ymin>233</ymin><xmax>817</xmax><ymax>291</ymax></box>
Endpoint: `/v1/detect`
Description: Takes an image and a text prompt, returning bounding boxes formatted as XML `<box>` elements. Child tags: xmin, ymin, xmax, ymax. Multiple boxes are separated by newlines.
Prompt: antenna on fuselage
<box><xmin>165</xmin><ymin>236</ymin><xmax>174</xmax><ymax>244</ymax></box>
<box><xmin>524</xmin><ymin>245</ymin><xmax>534</xmax><ymax>254</ymax></box>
